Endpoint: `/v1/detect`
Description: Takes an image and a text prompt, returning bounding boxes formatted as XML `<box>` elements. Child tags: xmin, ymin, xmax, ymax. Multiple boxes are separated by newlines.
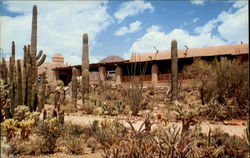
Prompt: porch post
<box><xmin>98</xmin><ymin>66</ymin><xmax>107</xmax><ymax>81</ymax></box>
<box><xmin>151</xmin><ymin>63</ymin><xmax>159</xmax><ymax>85</ymax></box>
<box><xmin>115</xmin><ymin>66</ymin><xmax>123</xmax><ymax>84</ymax></box>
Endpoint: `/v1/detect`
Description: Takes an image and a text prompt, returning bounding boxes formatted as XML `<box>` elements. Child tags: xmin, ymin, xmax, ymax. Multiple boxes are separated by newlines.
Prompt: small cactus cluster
<box><xmin>81</xmin><ymin>33</ymin><xmax>90</xmax><ymax>106</ymax></box>
<box><xmin>1</xmin><ymin>105</ymin><xmax>37</xmax><ymax>140</ymax></box>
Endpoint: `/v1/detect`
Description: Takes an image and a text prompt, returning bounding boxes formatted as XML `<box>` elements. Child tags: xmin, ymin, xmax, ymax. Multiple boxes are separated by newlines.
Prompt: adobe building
<box><xmin>52</xmin><ymin>43</ymin><xmax>249</xmax><ymax>86</ymax></box>
<box><xmin>3</xmin><ymin>53</ymin><xmax>66</xmax><ymax>83</ymax></box>
<box><xmin>37</xmin><ymin>53</ymin><xmax>66</xmax><ymax>82</ymax></box>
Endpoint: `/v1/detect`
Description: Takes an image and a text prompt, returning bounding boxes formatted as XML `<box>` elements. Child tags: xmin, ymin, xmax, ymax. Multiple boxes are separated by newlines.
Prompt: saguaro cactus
<box><xmin>82</xmin><ymin>33</ymin><xmax>89</xmax><ymax>71</ymax></box>
<box><xmin>82</xmin><ymin>69</ymin><xmax>89</xmax><ymax>104</ymax></box>
<box><xmin>72</xmin><ymin>67</ymin><xmax>78</xmax><ymax>107</ymax></box>
<box><xmin>171</xmin><ymin>40</ymin><xmax>178</xmax><ymax>101</ymax></box>
<box><xmin>31</xmin><ymin>5</ymin><xmax>37</xmax><ymax>55</ymax></box>
<box><xmin>82</xmin><ymin>33</ymin><xmax>90</xmax><ymax>105</ymax></box>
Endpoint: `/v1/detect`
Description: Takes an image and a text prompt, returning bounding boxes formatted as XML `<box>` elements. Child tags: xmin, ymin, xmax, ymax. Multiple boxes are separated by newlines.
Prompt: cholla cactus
<box><xmin>1</xmin><ymin>119</ymin><xmax>18</xmax><ymax>141</ymax></box>
<box><xmin>13</xmin><ymin>105</ymin><xmax>30</xmax><ymax>122</ymax></box>
<box><xmin>172</xmin><ymin>101</ymin><xmax>205</xmax><ymax>136</ymax></box>
<box><xmin>19</xmin><ymin>119</ymin><xmax>35</xmax><ymax>140</ymax></box>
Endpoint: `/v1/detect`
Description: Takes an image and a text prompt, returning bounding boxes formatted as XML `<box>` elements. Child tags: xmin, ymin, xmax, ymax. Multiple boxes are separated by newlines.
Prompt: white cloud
<box><xmin>1</xmin><ymin>1</ymin><xmax>113</xmax><ymax>65</ymax></box>
<box><xmin>192</xmin><ymin>18</ymin><xmax>199</xmax><ymax>23</ymax></box>
<box><xmin>182</xmin><ymin>17</ymin><xmax>199</xmax><ymax>27</ymax></box>
<box><xmin>217</xmin><ymin>3</ymin><xmax>248</xmax><ymax>43</ymax></box>
<box><xmin>232</xmin><ymin>0</ymin><xmax>248</xmax><ymax>8</ymax></box>
<box><xmin>124</xmin><ymin>0</ymin><xmax>248</xmax><ymax>59</ymax></box>
<box><xmin>194</xmin><ymin>19</ymin><xmax>218</xmax><ymax>34</ymax></box>
<box><xmin>114</xmin><ymin>1</ymin><xmax>154</xmax><ymax>23</ymax></box>
<box><xmin>123</xmin><ymin>25</ymin><xmax>226</xmax><ymax>59</ymax></box>
<box><xmin>194</xmin><ymin>1</ymin><xmax>248</xmax><ymax>44</ymax></box>
<box><xmin>190</xmin><ymin>0</ymin><xmax>205</xmax><ymax>6</ymax></box>
<box><xmin>115</xmin><ymin>21</ymin><xmax>142</xmax><ymax>36</ymax></box>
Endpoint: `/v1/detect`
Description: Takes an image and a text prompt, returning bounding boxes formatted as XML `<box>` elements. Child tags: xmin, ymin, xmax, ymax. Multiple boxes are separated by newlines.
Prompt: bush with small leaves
<box><xmin>183</xmin><ymin>58</ymin><xmax>248</xmax><ymax>120</ymax></box>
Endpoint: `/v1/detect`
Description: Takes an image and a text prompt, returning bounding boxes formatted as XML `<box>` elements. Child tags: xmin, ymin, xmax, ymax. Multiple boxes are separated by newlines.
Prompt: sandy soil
<box><xmin>64</xmin><ymin>115</ymin><xmax>247</xmax><ymax>137</ymax></box>
<box><xmin>18</xmin><ymin>115</ymin><xmax>246</xmax><ymax>158</ymax></box>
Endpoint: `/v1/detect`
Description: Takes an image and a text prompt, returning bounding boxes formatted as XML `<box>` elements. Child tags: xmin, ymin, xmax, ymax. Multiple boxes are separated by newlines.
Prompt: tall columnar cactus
<box><xmin>38</xmin><ymin>72</ymin><xmax>47</xmax><ymax>112</ymax></box>
<box><xmin>171</xmin><ymin>40</ymin><xmax>178</xmax><ymax>101</ymax></box>
<box><xmin>8</xmin><ymin>41</ymin><xmax>18</xmax><ymax>116</ymax></box>
<box><xmin>17</xmin><ymin>60</ymin><xmax>23</xmax><ymax>105</ymax></box>
<box><xmin>82</xmin><ymin>33</ymin><xmax>89</xmax><ymax>71</ymax></box>
<box><xmin>82</xmin><ymin>69</ymin><xmax>89</xmax><ymax>105</ymax></box>
<box><xmin>22</xmin><ymin>44</ymin><xmax>46</xmax><ymax>111</ymax></box>
<box><xmin>72</xmin><ymin>67</ymin><xmax>78</xmax><ymax>107</ymax></box>
<box><xmin>0</xmin><ymin>5</ymin><xmax>47</xmax><ymax>121</ymax></box>
<box><xmin>0</xmin><ymin>57</ymin><xmax>8</xmax><ymax>83</ymax></box>
<box><xmin>82</xmin><ymin>33</ymin><xmax>90</xmax><ymax>105</ymax></box>
<box><xmin>31</xmin><ymin>5</ymin><xmax>37</xmax><ymax>55</ymax></box>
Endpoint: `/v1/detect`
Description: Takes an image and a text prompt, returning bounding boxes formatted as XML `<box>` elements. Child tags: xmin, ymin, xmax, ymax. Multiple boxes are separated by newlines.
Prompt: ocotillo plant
<box><xmin>171</xmin><ymin>40</ymin><xmax>178</xmax><ymax>101</ymax></box>
<box><xmin>82</xmin><ymin>33</ymin><xmax>90</xmax><ymax>105</ymax></box>
<box><xmin>72</xmin><ymin>67</ymin><xmax>78</xmax><ymax>107</ymax></box>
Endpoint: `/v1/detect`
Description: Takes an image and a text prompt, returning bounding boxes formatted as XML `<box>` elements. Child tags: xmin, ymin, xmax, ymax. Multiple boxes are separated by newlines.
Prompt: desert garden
<box><xmin>0</xmin><ymin>5</ymin><xmax>249</xmax><ymax>158</ymax></box>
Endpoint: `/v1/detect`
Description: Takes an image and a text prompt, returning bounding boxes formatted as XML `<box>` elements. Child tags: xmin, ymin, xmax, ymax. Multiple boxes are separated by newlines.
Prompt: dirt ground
<box><xmin>17</xmin><ymin>114</ymin><xmax>247</xmax><ymax>158</ymax></box>
<box><xmin>63</xmin><ymin>115</ymin><xmax>247</xmax><ymax>137</ymax></box>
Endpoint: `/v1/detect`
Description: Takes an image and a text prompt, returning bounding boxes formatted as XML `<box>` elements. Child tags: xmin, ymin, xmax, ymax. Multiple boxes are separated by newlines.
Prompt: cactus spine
<box><xmin>171</xmin><ymin>40</ymin><xmax>178</xmax><ymax>101</ymax></box>
<box><xmin>82</xmin><ymin>33</ymin><xmax>90</xmax><ymax>106</ymax></box>
<box><xmin>72</xmin><ymin>67</ymin><xmax>78</xmax><ymax>107</ymax></box>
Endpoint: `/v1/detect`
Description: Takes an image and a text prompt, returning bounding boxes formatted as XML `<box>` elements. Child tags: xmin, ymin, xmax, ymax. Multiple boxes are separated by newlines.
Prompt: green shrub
<box><xmin>183</xmin><ymin>58</ymin><xmax>248</xmax><ymax>120</ymax></box>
